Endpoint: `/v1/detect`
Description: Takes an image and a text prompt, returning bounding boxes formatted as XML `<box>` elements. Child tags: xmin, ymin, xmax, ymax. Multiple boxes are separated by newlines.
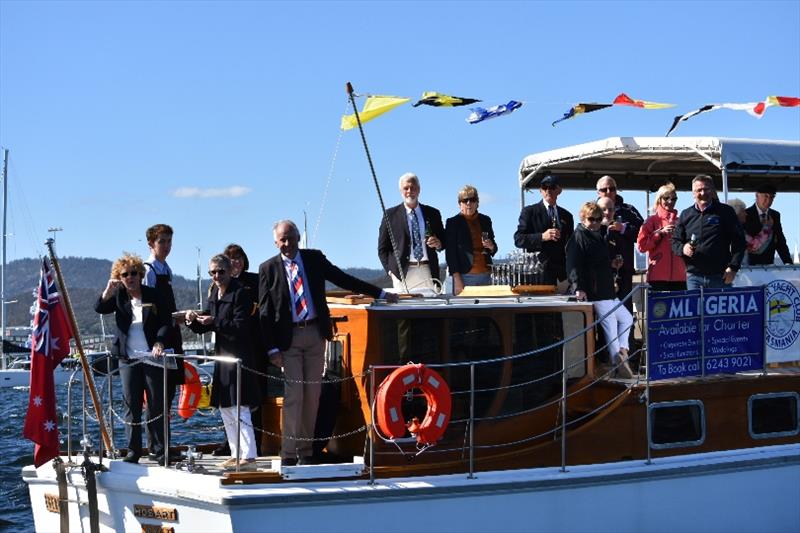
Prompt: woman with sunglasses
<box><xmin>95</xmin><ymin>253</ymin><xmax>173</xmax><ymax>463</ymax></box>
<box><xmin>567</xmin><ymin>202</ymin><xmax>635</xmax><ymax>378</ymax></box>
<box><xmin>636</xmin><ymin>183</ymin><xmax>686</xmax><ymax>291</ymax></box>
<box><xmin>185</xmin><ymin>254</ymin><xmax>261</xmax><ymax>471</ymax></box>
<box><xmin>445</xmin><ymin>185</ymin><xmax>497</xmax><ymax>295</ymax></box>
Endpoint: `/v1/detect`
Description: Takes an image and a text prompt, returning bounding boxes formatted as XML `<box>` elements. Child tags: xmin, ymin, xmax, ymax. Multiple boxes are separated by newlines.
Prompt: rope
<box><xmin>311</xmin><ymin>101</ymin><xmax>348</xmax><ymax>246</ymax></box>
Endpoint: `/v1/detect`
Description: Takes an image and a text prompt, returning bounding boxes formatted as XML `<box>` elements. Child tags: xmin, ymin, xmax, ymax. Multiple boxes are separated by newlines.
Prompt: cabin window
<box><xmin>379</xmin><ymin>317</ymin><xmax>444</xmax><ymax>366</ymax></box>
<box><xmin>324</xmin><ymin>336</ymin><xmax>345</xmax><ymax>378</ymax></box>
<box><xmin>506</xmin><ymin>312</ymin><xmax>585</xmax><ymax>413</ymax></box>
<box><xmin>748</xmin><ymin>392</ymin><xmax>799</xmax><ymax>439</ymax></box>
<box><xmin>649</xmin><ymin>400</ymin><xmax>705</xmax><ymax>449</ymax></box>
<box><xmin>379</xmin><ymin>315</ymin><xmax>504</xmax><ymax>420</ymax></box>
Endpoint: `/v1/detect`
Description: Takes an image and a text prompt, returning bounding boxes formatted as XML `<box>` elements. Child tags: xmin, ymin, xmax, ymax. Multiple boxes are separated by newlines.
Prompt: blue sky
<box><xmin>1</xmin><ymin>1</ymin><xmax>799</xmax><ymax>279</ymax></box>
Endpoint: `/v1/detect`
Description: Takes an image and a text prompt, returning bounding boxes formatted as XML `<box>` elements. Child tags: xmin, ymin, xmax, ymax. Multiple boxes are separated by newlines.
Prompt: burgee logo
<box><xmin>765</xmin><ymin>279</ymin><xmax>800</xmax><ymax>350</ymax></box>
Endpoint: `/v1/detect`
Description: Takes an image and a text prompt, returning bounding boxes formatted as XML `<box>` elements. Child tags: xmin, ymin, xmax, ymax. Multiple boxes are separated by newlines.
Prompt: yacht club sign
<box><xmin>735</xmin><ymin>268</ymin><xmax>800</xmax><ymax>364</ymax></box>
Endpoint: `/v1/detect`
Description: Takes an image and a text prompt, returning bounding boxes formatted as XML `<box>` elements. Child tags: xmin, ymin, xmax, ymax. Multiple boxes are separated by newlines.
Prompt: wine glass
<box><xmin>481</xmin><ymin>232</ymin><xmax>490</xmax><ymax>255</ymax></box>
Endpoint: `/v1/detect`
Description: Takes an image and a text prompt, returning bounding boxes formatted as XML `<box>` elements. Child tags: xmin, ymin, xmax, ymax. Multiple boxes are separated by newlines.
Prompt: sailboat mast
<box><xmin>1</xmin><ymin>148</ymin><xmax>8</xmax><ymax>370</ymax></box>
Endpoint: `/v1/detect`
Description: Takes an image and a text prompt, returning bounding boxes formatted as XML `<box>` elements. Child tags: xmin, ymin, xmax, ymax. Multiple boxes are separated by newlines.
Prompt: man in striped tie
<box><xmin>744</xmin><ymin>183</ymin><xmax>793</xmax><ymax>265</ymax></box>
<box><xmin>258</xmin><ymin>220</ymin><xmax>398</xmax><ymax>465</ymax></box>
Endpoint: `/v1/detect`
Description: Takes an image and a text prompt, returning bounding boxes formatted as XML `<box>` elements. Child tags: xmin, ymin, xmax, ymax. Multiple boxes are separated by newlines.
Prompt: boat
<box><xmin>21</xmin><ymin>136</ymin><xmax>800</xmax><ymax>532</ymax></box>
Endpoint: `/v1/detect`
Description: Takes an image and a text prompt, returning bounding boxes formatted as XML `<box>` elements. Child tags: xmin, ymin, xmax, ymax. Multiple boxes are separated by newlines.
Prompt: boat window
<box><xmin>649</xmin><ymin>400</ymin><xmax>705</xmax><ymax>449</ymax></box>
<box><xmin>507</xmin><ymin>312</ymin><xmax>585</xmax><ymax>413</ymax></box>
<box><xmin>378</xmin><ymin>316</ymin><xmax>505</xmax><ymax>420</ymax></box>
<box><xmin>379</xmin><ymin>317</ymin><xmax>444</xmax><ymax>366</ymax></box>
<box><xmin>748</xmin><ymin>392</ymin><xmax>799</xmax><ymax>439</ymax></box>
<box><xmin>324</xmin><ymin>337</ymin><xmax>345</xmax><ymax>378</ymax></box>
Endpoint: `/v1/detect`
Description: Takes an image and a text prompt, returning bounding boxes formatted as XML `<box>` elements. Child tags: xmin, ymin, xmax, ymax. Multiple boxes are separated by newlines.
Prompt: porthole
<box><xmin>748</xmin><ymin>392</ymin><xmax>800</xmax><ymax>439</ymax></box>
<box><xmin>649</xmin><ymin>400</ymin><xmax>705</xmax><ymax>449</ymax></box>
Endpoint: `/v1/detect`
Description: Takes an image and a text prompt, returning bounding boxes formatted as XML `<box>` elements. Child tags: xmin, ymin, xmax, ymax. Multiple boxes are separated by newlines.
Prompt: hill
<box><xmin>2</xmin><ymin>257</ymin><xmax>390</xmax><ymax>336</ymax></box>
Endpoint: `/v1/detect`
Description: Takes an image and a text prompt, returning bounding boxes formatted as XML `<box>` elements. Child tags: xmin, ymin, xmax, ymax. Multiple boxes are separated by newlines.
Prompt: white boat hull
<box><xmin>23</xmin><ymin>444</ymin><xmax>800</xmax><ymax>532</ymax></box>
<box><xmin>0</xmin><ymin>367</ymin><xmax>77</xmax><ymax>388</ymax></box>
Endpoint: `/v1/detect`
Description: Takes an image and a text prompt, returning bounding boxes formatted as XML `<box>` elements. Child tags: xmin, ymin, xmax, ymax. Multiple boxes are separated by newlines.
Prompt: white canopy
<box><xmin>518</xmin><ymin>137</ymin><xmax>800</xmax><ymax>193</ymax></box>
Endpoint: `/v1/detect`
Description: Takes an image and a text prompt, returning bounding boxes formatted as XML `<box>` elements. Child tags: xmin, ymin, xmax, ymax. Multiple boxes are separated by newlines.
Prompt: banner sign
<box><xmin>647</xmin><ymin>287</ymin><xmax>765</xmax><ymax>380</ymax></box>
<box><xmin>735</xmin><ymin>266</ymin><xmax>800</xmax><ymax>364</ymax></box>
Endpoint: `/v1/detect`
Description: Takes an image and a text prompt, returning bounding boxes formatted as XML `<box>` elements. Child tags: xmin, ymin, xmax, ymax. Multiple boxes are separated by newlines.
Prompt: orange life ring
<box><xmin>177</xmin><ymin>362</ymin><xmax>201</xmax><ymax>420</ymax></box>
<box><xmin>375</xmin><ymin>364</ymin><xmax>451</xmax><ymax>445</ymax></box>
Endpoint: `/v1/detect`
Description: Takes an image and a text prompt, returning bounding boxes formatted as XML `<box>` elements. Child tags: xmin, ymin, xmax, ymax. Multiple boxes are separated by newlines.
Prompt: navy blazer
<box><xmin>444</xmin><ymin>213</ymin><xmax>497</xmax><ymax>275</ymax></box>
<box><xmin>513</xmin><ymin>201</ymin><xmax>574</xmax><ymax>279</ymax></box>
<box><xmin>258</xmin><ymin>249</ymin><xmax>384</xmax><ymax>352</ymax></box>
<box><xmin>188</xmin><ymin>278</ymin><xmax>262</xmax><ymax>407</ymax></box>
<box><xmin>378</xmin><ymin>203</ymin><xmax>446</xmax><ymax>280</ymax></box>
<box><xmin>94</xmin><ymin>285</ymin><xmax>171</xmax><ymax>359</ymax></box>
<box><xmin>744</xmin><ymin>205</ymin><xmax>792</xmax><ymax>265</ymax></box>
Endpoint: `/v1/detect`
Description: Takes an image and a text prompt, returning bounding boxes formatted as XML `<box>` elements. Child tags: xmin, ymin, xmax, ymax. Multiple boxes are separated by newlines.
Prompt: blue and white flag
<box><xmin>466</xmin><ymin>100</ymin><xmax>523</xmax><ymax>124</ymax></box>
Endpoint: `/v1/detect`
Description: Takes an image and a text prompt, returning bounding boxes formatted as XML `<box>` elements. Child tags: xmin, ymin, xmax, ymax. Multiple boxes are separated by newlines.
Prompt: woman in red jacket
<box><xmin>637</xmin><ymin>184</ymin><xmax>686</xmax><ymax>291</ymax></box>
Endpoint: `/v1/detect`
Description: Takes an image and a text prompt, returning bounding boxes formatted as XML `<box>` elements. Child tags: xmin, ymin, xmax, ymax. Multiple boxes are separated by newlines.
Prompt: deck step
<box><xmin>274</xmin><ymin>456</ymin><xmax>365</xmax><ymax>480</ymax></box>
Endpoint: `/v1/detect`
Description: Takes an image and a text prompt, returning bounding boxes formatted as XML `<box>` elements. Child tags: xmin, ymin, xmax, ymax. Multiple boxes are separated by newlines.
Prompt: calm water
<box><xmin>0</xmin><ymin>376</ymin><xmax>225</xmax><ymax>531</ymax></box>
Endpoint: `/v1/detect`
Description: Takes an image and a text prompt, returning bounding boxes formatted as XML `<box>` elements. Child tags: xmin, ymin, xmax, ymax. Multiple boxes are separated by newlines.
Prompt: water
<box><xmin>0</xmin><ymin>376</ymin><xmax>225</xmax><ymax>531</ymax></box>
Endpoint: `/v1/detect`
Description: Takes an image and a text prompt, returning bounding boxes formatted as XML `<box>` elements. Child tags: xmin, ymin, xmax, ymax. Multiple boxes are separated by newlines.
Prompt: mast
<box><xmin>1</xmin><ymin>148</ymin><xmax>8</xmax><ymax>370</ymax></box>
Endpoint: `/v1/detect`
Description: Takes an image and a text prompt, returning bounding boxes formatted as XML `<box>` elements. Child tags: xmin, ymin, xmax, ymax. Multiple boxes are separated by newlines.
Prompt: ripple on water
<box><xmin>1</xmin><ymin>378</ymin><xmax>226</xmax><ymax>530</ymax></box>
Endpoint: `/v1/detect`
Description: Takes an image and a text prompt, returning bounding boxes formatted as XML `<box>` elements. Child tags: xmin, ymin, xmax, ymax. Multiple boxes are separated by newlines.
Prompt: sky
<box><xmin>1</xmin><ymin>0</ymin><xmax>799</xmax><ymax>281</ymax></box>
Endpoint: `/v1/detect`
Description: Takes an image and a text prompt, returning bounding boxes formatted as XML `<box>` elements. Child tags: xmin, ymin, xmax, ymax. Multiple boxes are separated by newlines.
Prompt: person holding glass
<box><xmin>637</xmin><ymin>184</ymin><xmax>686</xmax><ymax>291</ymax></box>
<box><xmin>445</xmin><ymin>185</ymin><xmax>497</xmax><ymax>295</ymax></box>
<box><xmin>567</xmin><ymin>202</ymin><xmax>635</xmax><ymax>378</ymax></box>
<box><xmin>186</xmin><ymin>254</ymin><xmax>262</xmax><ymax>471</ymax></box>
<box><xmin>94</xmin><ymin>253</ymin><xmax>173</xmax><ymax>464</ymax></box>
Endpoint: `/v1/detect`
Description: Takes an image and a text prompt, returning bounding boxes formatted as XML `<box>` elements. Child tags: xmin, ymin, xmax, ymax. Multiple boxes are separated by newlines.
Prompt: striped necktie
<box><xmin>290</xmin><ymin>261</ymin><xmax>308</xmax><ymax>321</ymax></box>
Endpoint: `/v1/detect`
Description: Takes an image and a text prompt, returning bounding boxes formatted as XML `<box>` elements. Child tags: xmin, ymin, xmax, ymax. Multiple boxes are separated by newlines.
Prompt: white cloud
<box><xmin>173</xmin><ymin>186</ymin><xmax>253</xmax><ymax>199</ymax></box>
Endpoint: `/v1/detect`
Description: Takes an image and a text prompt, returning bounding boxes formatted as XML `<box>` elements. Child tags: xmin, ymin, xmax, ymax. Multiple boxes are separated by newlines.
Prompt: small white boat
<box><xmin>0</xmin><ymin>353</ymin><xmax>83</xmax><ymax>388</ymax></box>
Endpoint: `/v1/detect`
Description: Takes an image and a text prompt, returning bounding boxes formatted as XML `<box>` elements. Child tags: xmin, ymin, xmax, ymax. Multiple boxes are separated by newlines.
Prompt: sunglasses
<box><xmin>662</xmin><ymin>196</ymin><xmax>678</xmax><ymax>202</ymax></box>
<box><xmin>459</xmin><ymin>197</ymin><xmax>478</xmax><ymax>204</ymax></box>
<box><xmin>541</xmin><ymin>185</ymin><xmax>558</xmax><ymax>191</ymax></box>
<box><xmin>120</xmin><ymin>271</ymin><xmax>139</xmax><ymax>278</ymax></box>
<box><xmin>587</xmin><ymin>217</ymin><xmax>603</xmax><ymax>223</ymax></box>
<box><xmin>597</xmin><ymin>187</ymin><xmax>617</xmax><ymax>193</ymax></box>
<box><xmin>208</xmin><ymin>269</ymin><xmax>226</xmax><ymax>276</ymax></box>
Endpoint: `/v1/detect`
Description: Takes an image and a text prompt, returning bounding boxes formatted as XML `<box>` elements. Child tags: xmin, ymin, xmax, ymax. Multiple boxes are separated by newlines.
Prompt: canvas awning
<box><xmin>518</xmin><ymin>137</ymin><xmax>800</xmax><ymax>193</ymax></box>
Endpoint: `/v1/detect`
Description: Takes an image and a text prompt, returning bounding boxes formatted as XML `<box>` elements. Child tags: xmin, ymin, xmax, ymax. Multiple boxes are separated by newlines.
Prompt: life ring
<box><xmin>177</xmin><ymin>362</ymin><xmax>202</xmax><ymax>419</ymax></box>
<box><xmin>375</xmin><ymin>364</ymin><xmax>451</xmax><ymax>445</ymax></box>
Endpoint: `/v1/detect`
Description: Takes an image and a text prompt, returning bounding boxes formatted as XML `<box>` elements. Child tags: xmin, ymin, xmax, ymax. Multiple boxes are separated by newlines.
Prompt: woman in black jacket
<box><xmin>445</xmin><ymin>185</ymin><xmax>497</xmax><ymax>295</ymax></box>
<box><xmin>95</xmin><ymin>253</ymin><xmax>172</xmax><ymax>463</ymax></box>
<box><xmin>186</xmin><ymin>254</ymin><xmax>261</xmax><ymax>471</ymax></box>
<box><xmin>566</xmin><ymin>202</ymin><xmax>634</xmax><ymax>378</ymax></box>
<box><xmin>220</xmin><ymin>243</ymin><xmax>271</xmax><ymax>456</ymax></box>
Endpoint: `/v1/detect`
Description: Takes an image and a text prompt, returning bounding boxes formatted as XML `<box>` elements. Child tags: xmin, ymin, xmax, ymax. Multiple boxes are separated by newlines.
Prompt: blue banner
<box><xmin>647</xmin><ymin>287</ymin><xmax>765</xmax><ymax>380</ymax></box>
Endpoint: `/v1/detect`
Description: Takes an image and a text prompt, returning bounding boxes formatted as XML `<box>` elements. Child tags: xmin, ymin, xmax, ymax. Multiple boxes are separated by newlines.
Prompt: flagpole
<box><xmin>345</xmin><ymin>81</ymin><xmax>409</xmax><ymax>293</ymax></box>
<box><xmin>45</xmin><ymin>239</ymin><xmax>113</xmax><ymax>454</ymax></box>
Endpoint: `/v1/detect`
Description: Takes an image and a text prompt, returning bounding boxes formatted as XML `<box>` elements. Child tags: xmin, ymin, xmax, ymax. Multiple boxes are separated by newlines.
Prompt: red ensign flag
<box><xmin>22</xmin><ymin>258</ymin><xmax>74</xmax><ymax>467</ymax></box>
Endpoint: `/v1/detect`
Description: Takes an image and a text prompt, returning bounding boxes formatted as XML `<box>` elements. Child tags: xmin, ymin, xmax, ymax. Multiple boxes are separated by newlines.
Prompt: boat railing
<box><xmin>66</xmin><ymin>286</ymin><xmax>646</xmax><ymax>478</ymax></box>
<box><xmin>366</xmin><ymin>285</ymin><xmax>647</xmax><ymax>481</ymax></box>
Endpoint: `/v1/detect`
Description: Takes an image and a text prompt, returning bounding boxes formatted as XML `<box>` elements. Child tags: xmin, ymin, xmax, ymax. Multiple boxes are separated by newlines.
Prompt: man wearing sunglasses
<box><xmin>596</xmin><ymin>176</ymin><xmax>643</xmax><ymax>311</ymax></box>
<box><xmin>513</xmin><ymin>174</ymin><xmax>574</xmax><ymax>287</ymax></box>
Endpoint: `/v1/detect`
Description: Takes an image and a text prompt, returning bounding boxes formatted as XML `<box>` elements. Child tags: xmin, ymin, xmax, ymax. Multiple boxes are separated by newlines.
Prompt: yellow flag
<box><xmin>340</xmin><ymin>95</ymin><xmax>410</xmax><ymax>130</ymax></box>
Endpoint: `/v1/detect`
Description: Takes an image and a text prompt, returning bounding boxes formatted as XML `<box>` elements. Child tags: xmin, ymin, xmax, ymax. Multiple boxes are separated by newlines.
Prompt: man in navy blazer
<box><xmin>744</xmin><ymin>183</ymin><xmax>793</xmax><ymax>265</ymax></box>
<box><xmin>513</xmin><ymin>175</ymin><xmax>574</xmax><ymax>286</ymax></box>
<box><xmin>258</xmin><ymin>220</ymin><xmax>397</xmax><ymax>464</ymax></box>
<box><xmin>378</xmin><ymin>172</ymin><xmax>446</xmax><ymax>293</ymax></box>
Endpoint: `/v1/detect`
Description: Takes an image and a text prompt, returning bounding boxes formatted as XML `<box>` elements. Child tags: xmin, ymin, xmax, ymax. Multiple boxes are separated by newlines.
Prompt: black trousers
<box><xmin>119</xmin><ymin>361</ymin><xmax>166</xmax><ymax>457</ymax></box>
